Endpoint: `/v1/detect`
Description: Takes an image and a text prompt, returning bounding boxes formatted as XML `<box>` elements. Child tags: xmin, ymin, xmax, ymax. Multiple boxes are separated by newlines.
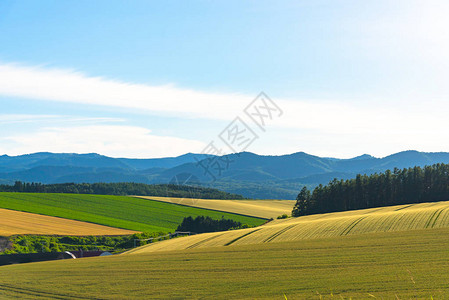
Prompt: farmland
<box><xmin>0</xmin><ymin>227</ymin><xmax>448</xmax><ymax>299</ymax></box>
<box><xmin>136</xmin><ymin>196</ymin><xmax>295</xmax><ymax>219</ymax></box>
<box><xmin>0</xmin><ymin>193</ymin><xmax>265</xmax><ymax>232</ymax></box>
<box><xmin>3</xmin><ymin>196</ymin><xmax>449</xmax><ymax>298</ymax></box>
<box><xmin>128</xmin><ymin>200</ymin><xmax>449</xmax><ymax>253</ymax></box>
<box><xmin>0</xmin><ymin>208</ymin><xmax>136</xmax><ymax>236</ymax></box>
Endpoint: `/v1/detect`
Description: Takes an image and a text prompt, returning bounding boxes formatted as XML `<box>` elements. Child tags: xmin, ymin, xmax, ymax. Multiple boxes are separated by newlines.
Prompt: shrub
<box><xmin>277</xmin><ymin>214</ymin><xmax>289</xmax><ymax>219</ymax></box>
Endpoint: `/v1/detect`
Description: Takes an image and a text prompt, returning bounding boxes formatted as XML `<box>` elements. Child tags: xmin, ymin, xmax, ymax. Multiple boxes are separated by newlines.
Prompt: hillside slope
<box><xmin>0</xmin><ymin>208</ymin><xmax>136</xmax><ymax>236</ymax></box>
<box><xmin>0</xmin><ymin>228</ymin><xmax>448</xmax><ymax>299</ymax></box>
<box><xmin>135</xmin><ymin>196</ymin><xmax>295</xmax><ymax>219</ymax></box>
<box><xmin>127</xmin><ymin>200</ymin><xmax>449</xmax><ymax>253</ymax></box>
<box><xmin>0</xmin><ymin>193</ymin><xmax>264</xmax><ymax>232</ymax></box>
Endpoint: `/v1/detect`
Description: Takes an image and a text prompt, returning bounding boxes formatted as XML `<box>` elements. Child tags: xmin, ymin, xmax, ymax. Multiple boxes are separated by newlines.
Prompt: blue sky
<box><xmin>1</xmin><ymin>0</ymin><xmax>449</xmax><ymax>158</ymax></box>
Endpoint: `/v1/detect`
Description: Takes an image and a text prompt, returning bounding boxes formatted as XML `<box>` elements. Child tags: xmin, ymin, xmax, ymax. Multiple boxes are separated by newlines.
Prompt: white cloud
<box><xmin>0</xmin><ymin>62</ymin><xmax>446</xmax><ymax>130</ymax></box>
<box><xmin>1</xmin><ymin>62</ymin><xmax>449</xmax><ymax>158</ymax></box>
<box><xmin>0</xmin><ymin>114</ymin><xmax>59</xmax><ymax>124</ymax></box>
<box><xmin>0</xmin><ymin>125</ymin><xmax>206</xmax><ymax>158</ymax></box>
<box><xmin>0</xmin><ymin>63</ymin><xmax>247</xmax><ymax>121</ymax></box>
<box><xmin>0</xmin><ymin>114</ymin><xmax>123</xmax><ymax>125</ymax></box>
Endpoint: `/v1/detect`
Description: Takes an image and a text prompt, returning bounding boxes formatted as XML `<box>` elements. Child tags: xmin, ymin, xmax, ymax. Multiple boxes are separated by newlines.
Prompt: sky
<box><xmin>1</xmin><ymin>0</ymin><xmax>449</xmax><ymax>159</ymax></box>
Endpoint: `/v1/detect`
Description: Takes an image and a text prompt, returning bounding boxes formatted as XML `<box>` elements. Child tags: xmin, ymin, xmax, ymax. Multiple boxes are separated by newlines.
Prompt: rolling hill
<box><xmin>136</xmin><ymin>196</ymin><xmax>295</xmax><ymax>219</ymax></box>
<box><xmin>0</xmin><ymin>225</ymin><xmax>447</xmax><ymax>298</ymax></box>
<box><xmin>1</xmin><ymin>198</ymin><xmax>449</xmax><ymax>298</ymax></box>
<box><xmin>127</xmin><ymin>200</ymin><xmax>449</xmax><ymax>253</ymax></box>
<box><xmin>0</xmin><ymin>193</ymin><xmax>265</xmax><ymax>232</ymax></box>
<box><xmin>0</xmin><ymin>208</ymin><xmax>136</xmax><ymax>236</ymax></box>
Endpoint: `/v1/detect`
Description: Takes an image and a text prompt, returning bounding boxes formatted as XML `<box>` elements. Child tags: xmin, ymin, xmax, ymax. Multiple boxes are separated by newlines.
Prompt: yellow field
<box><xmin>0</xmin><ymin>208</ymin><xmax>137</xmax><ymax>236</ymax></box>
<box><xmin>135</xmin><ymin>196</ymin><xmax>295</xmax><ymax>219</ymax></box>
<box><xmin>2</xmin><ymin>228</ymin><xmax>449</xmax><ymax>299</ymax></box>
<box><xmin>127</xmin><ymin>200</ymin><xmax>449</xmax><ymax>254</ymax></box>
<box><xmin>3</xmin><ymin>202</ymin><xmax>449</xmax><ymax>298</ymax></box>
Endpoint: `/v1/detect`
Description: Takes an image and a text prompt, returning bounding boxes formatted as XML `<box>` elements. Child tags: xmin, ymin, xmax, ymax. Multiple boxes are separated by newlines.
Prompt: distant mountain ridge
<box><xmin>2</xmin><ymin>150</ymin><xmax>449</xmax><ymax>199</ymax></box>
<box><xmin>0</xmin><ymin>152</ymin><xmax>208</xmax><ymax>171</ymax></box>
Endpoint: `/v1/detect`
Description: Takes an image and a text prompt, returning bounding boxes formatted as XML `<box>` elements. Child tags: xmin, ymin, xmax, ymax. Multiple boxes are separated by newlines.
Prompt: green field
<box><xmin>0</xmin><ymin>192</ymin><xmax>265</xmax><ymax>232</ymax></box>
<box><xmin>0</xmin><ymin>227</ymin><xmax>448</xmax><ymax>299</ymax></box>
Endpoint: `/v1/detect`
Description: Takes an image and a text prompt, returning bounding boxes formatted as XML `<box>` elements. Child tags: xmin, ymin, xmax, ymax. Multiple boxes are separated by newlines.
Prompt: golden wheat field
<box><xmin>127</xmin><ymin>200</ymin><xmax>449</xmax><ymax>254</ymax></box>
<box><xmin>0</xmin><ymin>208</ymin><xmax>137</xmax><ymax>236</ymax></box>
<box><xmin>135</xmin><ymin>196</ymin><xmax>295</xmax><ymax>219</ymax></box>
<box><xmin>2</xmin><ymin>228</ymin><xmax>449</xmax><ymax>299</ymax></box>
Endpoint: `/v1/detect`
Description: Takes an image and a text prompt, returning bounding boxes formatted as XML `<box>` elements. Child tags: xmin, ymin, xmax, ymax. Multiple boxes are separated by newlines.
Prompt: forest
<box><xmin>293</xmin><ymin>163</ymin><xmax>449</xmax><ymax>216</ymax></box>
<box><xmin>0</xmin><ymin>181</ymin><xmax>245</xmax><ymax>200</ymax></box>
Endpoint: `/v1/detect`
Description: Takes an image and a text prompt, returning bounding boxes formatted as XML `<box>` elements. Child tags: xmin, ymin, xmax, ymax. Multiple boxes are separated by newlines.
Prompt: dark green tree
<box><xmin>292</xmin><ymin>186</ymin><xmax>311</xmax><ymax>217</ymax></box>
<box><xmin>292</xmin><ymin>163</ymin><xmax>449</xmax><ymax>217</ymax></box>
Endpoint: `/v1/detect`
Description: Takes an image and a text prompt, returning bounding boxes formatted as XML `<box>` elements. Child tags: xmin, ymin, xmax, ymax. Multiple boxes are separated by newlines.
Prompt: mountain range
<box><xmin>2</xmin><ymin>150</ymin><xmax>449</xmax><ymax>199</ymax></box>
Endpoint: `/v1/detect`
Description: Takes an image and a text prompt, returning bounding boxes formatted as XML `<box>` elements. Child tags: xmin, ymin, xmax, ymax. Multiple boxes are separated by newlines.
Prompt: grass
<box><xmin>0</xmin><ymin>227</ymin><xmax>448</xmax><ymax>299</ymax></box>
<box><xmin>136</xmin><ymin>196</ymin><xmax>296</xmax><ymax>219</ymax></box>
<box><xmin>128</xmin><ymin>200</ymin><xmax>449</xmax><ymax>253</ymax></box>
<box><xmin>0</xmin><ymin>208</ymin><xmax>136</xmax><ymax>236</ymax></box>
<box><xmin>0</xmin><ymin>192</ymin><xmax>265</xmax><ymax>233</ymax></box>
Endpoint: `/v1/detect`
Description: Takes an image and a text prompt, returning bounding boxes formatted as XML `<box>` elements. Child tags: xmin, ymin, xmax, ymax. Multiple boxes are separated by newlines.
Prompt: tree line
<box><xmin>176</xmin><ymin>216</ymin><xmax>249</xmax><ymax>233</ymax></box>
<box><xmin>0</xmin><ymin>181</ymin><xmax>245</xmax><ymax>200</ymax></box>
<box><xmin>293</xmin><ymin>163</ymin><xmax>449</xmax><ymax>216</ymax></box>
